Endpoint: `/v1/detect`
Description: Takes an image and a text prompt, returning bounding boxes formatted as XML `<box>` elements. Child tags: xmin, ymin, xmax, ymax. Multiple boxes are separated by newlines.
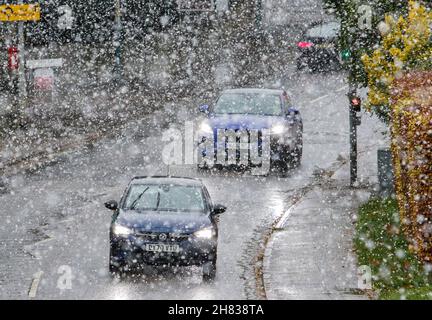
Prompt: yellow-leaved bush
<box><xmin>363</xmin><ymin>1</ymin><xmax>432</xmax><ymax>262</ymax></box>
<box><xmin>391</xmin><ymin>72</ymin><xmax>432</xmax><ymax>262</ymax></box>
<box><xmin>361</xmin><ymin>1</ymin><xmax>432</xmax><ymax>119</ymax></box>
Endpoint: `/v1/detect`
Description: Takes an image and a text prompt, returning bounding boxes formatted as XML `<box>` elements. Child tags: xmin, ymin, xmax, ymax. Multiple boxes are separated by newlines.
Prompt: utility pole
<box><xmin>114</xmin><ymin>0</ymin><xmax>123</xmax><ymax>82</ymax></box>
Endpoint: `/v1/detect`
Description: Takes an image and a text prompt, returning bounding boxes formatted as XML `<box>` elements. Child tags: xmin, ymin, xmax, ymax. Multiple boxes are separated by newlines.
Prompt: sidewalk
<box><xmin>0</xmin><ymin>86</ymin><xmax>180</xmax><ymax>179</ymax></box>
<box><xmin>263</xmin><ymin>113</ymin><xmax>388</xmax><ymax>300</ymax></box>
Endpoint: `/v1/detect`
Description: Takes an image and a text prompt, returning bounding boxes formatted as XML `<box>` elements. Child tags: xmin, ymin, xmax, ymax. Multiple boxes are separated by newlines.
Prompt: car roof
<box><xmin>130</xmin><ymin>176</ymin><xmax>204</xmax><ymax>187</ymax></box>
<box><xmin>222</xmin><ymin>88</ymin><xmax>286</xmax><ymax>96</ymax></box>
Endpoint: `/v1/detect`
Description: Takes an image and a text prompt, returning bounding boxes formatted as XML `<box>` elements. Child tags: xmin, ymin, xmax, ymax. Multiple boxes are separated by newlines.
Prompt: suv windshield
<box><xmin>124</xmin><ymin>184</ymin><xmax>206</xmax><ymax>213</ymax></box>
<box><xmin>213</xmin><ymin>93</ymin><xmax>282</xmax><ymax>116</ymax></box>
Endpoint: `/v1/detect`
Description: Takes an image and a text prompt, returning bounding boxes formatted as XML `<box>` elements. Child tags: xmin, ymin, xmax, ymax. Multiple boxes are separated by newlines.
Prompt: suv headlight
<box><xmin>113</xmin><ymin>224</ymin><xmax>132</xmax><ymax>236</ymax></box>
<box><xmin>199</xmin><ymin>122</ymin><xmax>213</xmax><ymax>134</ymax></box>
<box><xmin>271</xmin><ymin>124</ymin><xmax>287</xmax><ymax>135</ymax></box>
<box><xmin>194</xmin><ymin>227</ymin><xmax>214</xmax><ymax>239</ymax></box>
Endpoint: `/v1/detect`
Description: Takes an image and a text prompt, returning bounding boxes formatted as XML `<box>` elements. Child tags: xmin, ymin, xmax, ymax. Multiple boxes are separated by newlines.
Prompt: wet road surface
<box><xmin>0</xmin><ymin>71</ymin><xmax>353</xmax><ymax>299</ymax></box>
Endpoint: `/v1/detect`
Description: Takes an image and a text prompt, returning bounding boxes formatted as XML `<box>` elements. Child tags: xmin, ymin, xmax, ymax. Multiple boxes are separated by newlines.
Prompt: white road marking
<box><xmin>59</xmin><ymin>218</ymin><xmax>75</xmax><ymax>224</ymax></box>
<box><xmin>28</xmin><ymin>271</ymin><xmax>44</xmax><ymax>299</ymax></box>
<box><xmin>336</xmin><ymin>85</ymin><xmax>349</xmax><ymax>92</ymax></box>
<box><xmin>308</xmin><ymin>85</ymin><xmax>348</xmax><ymax>105</ymax></box>
<box><xmin>309</xmin><ymin>94</ymin><xmax>329</xmax><ymax>105</ymax></box>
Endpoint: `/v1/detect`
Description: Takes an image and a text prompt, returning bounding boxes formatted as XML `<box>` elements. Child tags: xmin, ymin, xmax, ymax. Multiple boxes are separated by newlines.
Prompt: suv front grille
<box><xmin>215</xmin><ymin>129</ymin><xmax>263</xmax><ymax>164</ymax></box>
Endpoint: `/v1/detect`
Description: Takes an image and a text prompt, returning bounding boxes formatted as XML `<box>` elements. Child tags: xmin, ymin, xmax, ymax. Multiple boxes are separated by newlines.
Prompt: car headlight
<box><xmin>199</xmin><ymin>122</ymin><xmax>213</xmax><ymax>134</ymax></box>
<box><xmin>113</xmin><ymin>224</ymin><xmax>132</xmax><ymax>236</ymax></box>
<box><xmin>271</xmin><ymin>124</ymin><xmax>287</xmax><ymax>135</ymax></box>
<box><xmin>194</xmin><ymin>227</ymin><xmax>214</xmax><ymax>239</ymax></box>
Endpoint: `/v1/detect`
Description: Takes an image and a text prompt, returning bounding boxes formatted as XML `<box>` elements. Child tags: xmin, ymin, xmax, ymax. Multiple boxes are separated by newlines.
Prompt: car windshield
<box><xmin>306</xmin><ymin>21</ymin><xmax>340</xmax><ymax>38</ymax></box>
<box><xmin>124</xmin><ymin>184</ymin><xmax>206</xmax><ymax>213</ymax></box>
<box><xmin>213</xmin><ymin>93</ymin><xmax>282</xmax><ymax>116</ymax></box>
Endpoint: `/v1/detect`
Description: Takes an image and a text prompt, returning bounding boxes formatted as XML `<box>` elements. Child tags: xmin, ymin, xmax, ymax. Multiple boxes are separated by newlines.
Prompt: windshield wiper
<box><xmin>155</xmin><ymin>191</ymin><xmax>161</xmax><ymax>210</ymax></box>
<box><xmin>130</xmin><ymin>187</ymin><xmax>150</xmax><ymax>210</ymax></box>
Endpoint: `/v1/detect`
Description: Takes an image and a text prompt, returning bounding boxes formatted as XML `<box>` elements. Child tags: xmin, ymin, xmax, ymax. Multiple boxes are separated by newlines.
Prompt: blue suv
<box><xmin>197</xmin><ymin>88</ymin><xmax>303</xmax><ymax>172</ymax></box>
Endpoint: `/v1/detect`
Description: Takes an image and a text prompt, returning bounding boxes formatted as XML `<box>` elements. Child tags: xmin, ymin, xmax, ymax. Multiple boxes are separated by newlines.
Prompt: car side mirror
<box><xmin>286</xmin><ymin>108</ymin><xmax>300</xmax><ymax>116</ymax></box>
<box><xmin>199</xmin><ymin>104</ymin><xmax>210</xmax><ymax>114</ymax></box>
<box><xmin>212</xmin><ymin>204</ymin><xmax>226</xmax><ymax>215</ymax></box>
<box><xmin>104</xmin><ymin>200</ymin><xmax>118</xmax><ymax>211</ymax></box>
<box><xmin>286</xmin><ymin>109</ymin><xmax>300</xmax><ymax>120</ymax></box>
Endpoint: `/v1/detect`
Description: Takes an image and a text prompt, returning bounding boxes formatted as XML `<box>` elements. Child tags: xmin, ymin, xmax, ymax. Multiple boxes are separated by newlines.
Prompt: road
<box><xmin>0</xmin><ymin>68</ymin><xmax>358</xmax><ymax>299</ymax></box>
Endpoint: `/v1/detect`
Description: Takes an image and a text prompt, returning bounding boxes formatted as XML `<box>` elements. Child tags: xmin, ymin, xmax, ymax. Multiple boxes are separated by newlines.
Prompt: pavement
<box><xmin>263</xmin><ymin>107</ymin><xmax>389</xmax><ymax>300</ymax></box>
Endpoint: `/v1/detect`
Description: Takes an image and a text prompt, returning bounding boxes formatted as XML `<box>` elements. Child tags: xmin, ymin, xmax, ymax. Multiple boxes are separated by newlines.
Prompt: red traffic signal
<box><xmin>350</xmin><ymin>96</ymin><xmax>362</xmax><ymax>112</ymax></box>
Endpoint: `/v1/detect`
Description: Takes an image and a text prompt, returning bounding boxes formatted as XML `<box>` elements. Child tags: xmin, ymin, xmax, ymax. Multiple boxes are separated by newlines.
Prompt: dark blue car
<box><xmin>105</xmin><ymin>176</ymin><xmax>226</xmax><ymax>281</ymax></box>
<box><xmin>197</xmin><ymin>88</ymin><xmax>303</xmax><ymax>173</ymax></box>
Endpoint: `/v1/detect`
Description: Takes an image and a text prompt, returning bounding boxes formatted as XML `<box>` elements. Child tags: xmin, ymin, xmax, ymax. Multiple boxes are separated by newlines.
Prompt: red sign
<box><xmin>7</xmin><ymin>46</ymin><xmax>19</xmax><ymax>70</ymax></box>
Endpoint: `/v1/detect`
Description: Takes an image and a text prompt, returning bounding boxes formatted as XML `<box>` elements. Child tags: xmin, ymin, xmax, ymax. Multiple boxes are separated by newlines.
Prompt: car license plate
<box><xmin>144</xmin><ymin>243</ymin><xmax>180</xmax><ymax>253</ymax></box>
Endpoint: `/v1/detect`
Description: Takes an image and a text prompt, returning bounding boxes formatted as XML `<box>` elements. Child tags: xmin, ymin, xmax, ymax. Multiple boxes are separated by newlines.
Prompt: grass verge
<box><xmin>354</xmin><ymin>198</ymin><xmax>432</xmax><ymax>300</ymax></box>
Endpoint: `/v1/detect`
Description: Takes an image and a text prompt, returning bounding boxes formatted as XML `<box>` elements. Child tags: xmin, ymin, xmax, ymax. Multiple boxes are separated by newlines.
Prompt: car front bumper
<box><xmin>110</xmin><ymin>235</ymin><xmax>217</xmax><ymax>267</ymax></box>
<box><xmin>197</xmin><ymin>133</ymin><xmax>297</xmax><ymax>167</ymax></box>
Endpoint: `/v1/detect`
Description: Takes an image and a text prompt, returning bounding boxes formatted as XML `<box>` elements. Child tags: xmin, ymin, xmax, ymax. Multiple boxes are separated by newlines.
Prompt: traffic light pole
<box><xmin>349</xmin><ymin>82</ymin><xmax>358</xmax><ymax>187</ymax></box>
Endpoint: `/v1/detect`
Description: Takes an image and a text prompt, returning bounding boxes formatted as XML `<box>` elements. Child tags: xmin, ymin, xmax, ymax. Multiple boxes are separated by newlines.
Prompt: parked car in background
<box><xmin>296</xmin><ymin>21</ymin><xmax>341</xmax><ymax>72</ymax></box>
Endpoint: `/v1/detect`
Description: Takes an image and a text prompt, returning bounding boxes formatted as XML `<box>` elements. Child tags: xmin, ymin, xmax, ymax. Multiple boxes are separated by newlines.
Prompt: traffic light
<box><xmin>341</xmin><ymin>49</ymin><xmax>351</xmax><ymax>62</ymax></box>
<box><xmin>350</xmin><ymin>95</ymin><xmax>361</xmax><ymax>112</ymax></box>
<box><xmin>349</xmin><ymin>95</ymin><xmax>362</xmax><ymax>126</ymax></box>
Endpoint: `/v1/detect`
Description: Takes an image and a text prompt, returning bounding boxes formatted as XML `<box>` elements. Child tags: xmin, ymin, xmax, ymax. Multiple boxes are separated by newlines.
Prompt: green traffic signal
<box><xmin>341</xmin><ymin>49</ymin><xmax>351</xmax><ymax>61</ymax></box>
